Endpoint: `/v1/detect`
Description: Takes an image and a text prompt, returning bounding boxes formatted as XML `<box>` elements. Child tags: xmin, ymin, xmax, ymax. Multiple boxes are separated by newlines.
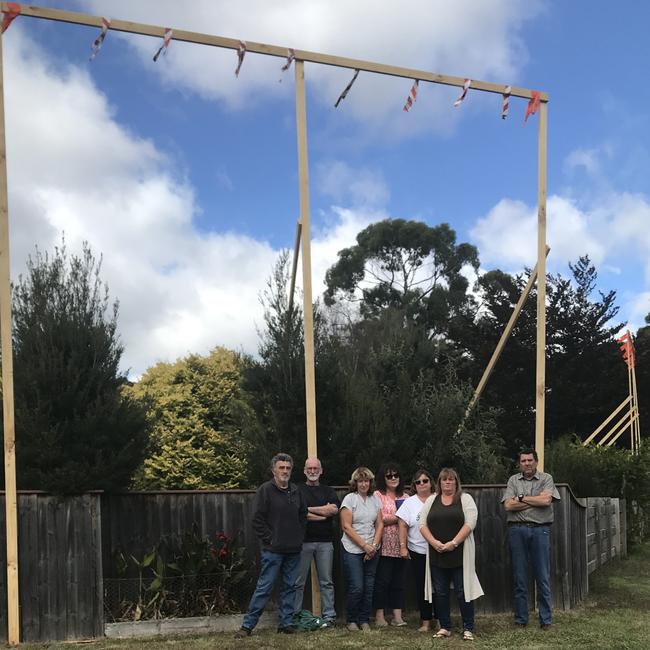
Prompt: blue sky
<box><xmin>4</xmin><ymin>1</ymin><xmax>650</xmax><ymax>375</ymax></box>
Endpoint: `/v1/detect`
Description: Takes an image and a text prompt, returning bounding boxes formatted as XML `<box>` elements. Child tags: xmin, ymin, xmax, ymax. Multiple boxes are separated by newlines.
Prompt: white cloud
<box><xmin>4</xmin><ymin>28</ymin><xmax>382</xmax><ymax>375</ymax></box>
<box><xmin>79</xmin><ymin>0</ymin><xmax>542</xmax><ymax>135</ymax></box>
<box><xmin>315</xmin><ymin>161</ymin><xmax>389</xmax><ymax>207</ymax></box>
<box><xmin>469</xmin><ymin>195</ymin><xmax>606</xmax><ymax>271</ymax></box>
<box><xmin>564</xmin><ymin>148</ymin><xmax>601</xmax><ymax>176</ymax></box>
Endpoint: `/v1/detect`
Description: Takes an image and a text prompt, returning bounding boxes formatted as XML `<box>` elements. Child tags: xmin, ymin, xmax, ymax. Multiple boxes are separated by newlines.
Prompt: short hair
<box><xmin>375</xmin><ymin>462</ymin><xmax>405</xmax><ymax>497</ymax></box>
<box><xmin>518</xmin><ymin>448</ymin><xmax>538</xmax><ymax>462</ymax></box>
<box><xmin>435</xmin><ymin>467</ymin><xmax>463</xmax><ymax>504</ymax></box>
<box><xmin>410</xmin><ymin>468</ymin><xmax>434</xmax><ymax>493</ymax></box>
<box><xmin>349</xmin><ymin>467</ymin><xmax>375</xmax><ymax>494</ymax></box>
<box><xmin>270</xmin><ymin>453</ymin><xmax>293</xmax><ymax>471</ymax></box>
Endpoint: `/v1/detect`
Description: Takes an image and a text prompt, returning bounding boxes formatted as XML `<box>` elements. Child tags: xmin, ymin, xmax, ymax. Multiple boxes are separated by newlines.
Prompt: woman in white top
<box><xmin>418</xmin><ymin>468</ymin><xmax>483</xmax><ymax>641</ymax></box>
<box><xmin>397</xmin><ymin>468</ymin><xmax>437</xmax><ymax>632</ymax></box>
<box><xmin>340</xmin><ymin>467</ymin><xmax>384</xmax><ymax>632</ymax></box>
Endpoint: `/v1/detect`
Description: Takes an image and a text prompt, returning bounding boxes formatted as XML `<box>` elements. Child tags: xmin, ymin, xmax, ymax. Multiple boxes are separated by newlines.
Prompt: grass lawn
<box><xmin>23</xmin><ymin>544</ymin><xmax>650</xmax><ymax>649</ymax></box>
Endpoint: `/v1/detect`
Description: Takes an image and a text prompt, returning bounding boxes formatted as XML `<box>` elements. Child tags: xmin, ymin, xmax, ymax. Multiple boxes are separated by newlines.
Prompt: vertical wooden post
<box><xmin>631</xmin><ymin>365</ymin><xmax>640</xmax><ymax>453</ymax></box>
<box><xmin>0</xmin><ymin>33</ymin><xmax>20</xmax><ymax>646</ymax></box>
<box><xmin>295</xmin><ymin>60</ymin><xmax>321</xmax><ymax>616</ymax></box>
<box><xmin>294</xmin><ymin>60</ymin><xmax>318</xmax><ymax>459</ymax></box>
<box><xmin>535</xmin><ymin>102</ymin><xmax>548</xmax><ymax>471</ymax></box>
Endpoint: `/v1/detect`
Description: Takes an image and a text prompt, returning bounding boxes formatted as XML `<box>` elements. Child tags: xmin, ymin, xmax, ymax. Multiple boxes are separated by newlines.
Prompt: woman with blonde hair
<box><xmin>340</xmin><ymin>467</ymin><xmax>384</xmax><ymax>632</ymax></box>
<box><xmin>419</xmin><ymin>468</ymin><xmax>483</xmax><ymax>640</ymax></box>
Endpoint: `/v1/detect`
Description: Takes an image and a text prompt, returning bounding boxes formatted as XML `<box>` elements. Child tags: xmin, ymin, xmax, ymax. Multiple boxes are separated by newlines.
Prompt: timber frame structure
<box><xmin>0</xmin><ymin>3</ymin><xmax>548</xmax><ymax>644</ymax></box>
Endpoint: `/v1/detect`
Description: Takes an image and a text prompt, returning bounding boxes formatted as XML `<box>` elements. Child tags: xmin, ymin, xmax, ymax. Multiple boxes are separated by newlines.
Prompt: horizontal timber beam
<box><xmin>9</xmin><ymin>3</ymin><xmax>548</xmax><ymax>101</ymax></box>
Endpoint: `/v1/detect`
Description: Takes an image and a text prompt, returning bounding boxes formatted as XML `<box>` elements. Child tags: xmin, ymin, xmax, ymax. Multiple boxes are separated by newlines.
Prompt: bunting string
<box><xmin>334</xmin><ymin>69</ymin><xmax>360</xmax><ymax>107</ymax></box>
<box><xmin>90</xmin><ymin>17</ymin><xmax>111</xmax><ymax>61</ymax></box>
<box><xmin>524</xmin><ymin>90</ymin><xmax>541</xmax><ymax>122</ymax></box>
<box><xmin>453</xmin><ymin>78</ymin><xmax>471</xmax><ymax>107</ymax></box>
<box><xmin>153</xmin><ymin>28</ymin><xmax>173</xmax><ymax>62</ymax></box>
<box><xmin>1</xmin><ymin>2</ymin><xmax>20</xmax><ymax>33</ymax></box>
<box><xmin>281</xmin><ymin>48</ymin><xmax>295</xmax><ymax>72</ymax></box>
<box><xmin>235</xmin><ymin>40</ymin><xmax>247</xmax><ymax>76</ymax></box>
<box><xmin>403</xmin><ymin>80</ymin><xmax>419</xmax><ymax>112</ymax></box>
<box><xmin>501</xmin><ymin>85</ymin><xmax>512</xmax><ymax>119</ymax></box>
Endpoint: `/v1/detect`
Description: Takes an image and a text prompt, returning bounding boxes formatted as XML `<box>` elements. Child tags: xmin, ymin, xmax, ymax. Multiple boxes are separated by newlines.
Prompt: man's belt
<box><xmin>507</xmin><ymin>521</ymin><xmax>551</xmax><ymax>527</ymax></box>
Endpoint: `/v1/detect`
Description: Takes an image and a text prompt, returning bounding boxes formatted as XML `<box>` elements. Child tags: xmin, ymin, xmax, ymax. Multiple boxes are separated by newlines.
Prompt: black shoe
<box><xmin>277</xmin><ymin>625</ymin><xmax>297</xmax><ymax>634</ymax></box>
<box><xmin>514</xmin><ymin>622</ymin><xmax>527</xmax><ymax>628</ymax></box>
<box><xmin>235</xmin><ymin>627</ymin><xmax>252</xmax><ymax>638</ymax></box>
<box><xmin>540</xmin><ymin>623</ymin><xmax>552</xmax><ymax>630</ymax></box>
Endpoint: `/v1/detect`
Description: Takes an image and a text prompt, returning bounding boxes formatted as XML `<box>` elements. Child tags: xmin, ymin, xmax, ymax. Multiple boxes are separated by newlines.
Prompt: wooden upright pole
<box><xmin>535</xmin><ymin>102</ymin><xmax>548</xmax><ymax>471</ymax></box>
<box><xmin>631</xmin><ymin>365</ymin><xmax>640</xmax><ymax>453</ymax></box>
<box><xmin>295</xmin><ymin>60</ymin><xmax>321</xmax><ymax>615</ymax></box>
<box><xmin>294</xmin><ymin>60</ymin><xmax>317</xmax><ymax>459</ymax></box>
<box><xmin>0</xmin><ymin>32</ymin><xmax>20</xmax><ymax>646</ymax></box>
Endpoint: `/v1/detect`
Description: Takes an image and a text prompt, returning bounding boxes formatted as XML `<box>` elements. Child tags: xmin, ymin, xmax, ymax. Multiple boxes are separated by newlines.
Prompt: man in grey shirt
<box><xmin>502</xmin><ymin>449</ymin><xmax>560</xmax><ymax>630</ymax></box>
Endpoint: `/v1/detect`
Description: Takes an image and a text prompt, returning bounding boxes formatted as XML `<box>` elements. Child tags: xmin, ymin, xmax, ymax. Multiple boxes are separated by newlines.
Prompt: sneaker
<box><xmin>540</xmin><ymin>623</ymin><xmax>552</xmax><ymax>630</ymax></box>
<box><xmin>234</xmin><ymin>627</ymin><xmax>251</xmax><ymax>638</ymax></box>
<box><xmin>346</xmin><ymin>622</ymin><xmax>359</xmax><ymax>632</ymax></box>
<box><xmin>360</xmin><ymin>623</ymin><xmax>371</xmax><ymax>632</ymax></box>
<box><xmin>277</xmin><ymin>625</ymin><xmax>297</xmax><ymax>634</ymax></box>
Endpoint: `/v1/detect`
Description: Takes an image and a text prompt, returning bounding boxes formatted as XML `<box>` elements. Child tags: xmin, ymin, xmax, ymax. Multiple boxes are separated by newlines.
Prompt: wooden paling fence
<box><xmin>0</xmin><ymin>486</ymin><xmax>625</xmax><ymax>642</ymax></box>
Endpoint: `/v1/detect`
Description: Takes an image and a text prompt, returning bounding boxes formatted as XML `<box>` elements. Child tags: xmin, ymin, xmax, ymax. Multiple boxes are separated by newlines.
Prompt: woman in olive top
<box><xmin>418</xmin><ymin>468</ymin><xmax>483</xmax><ymax>640</ymax></box>
<box><xmin>340</xmin><ymin>467</ymin><xmax>384</xmax><ymax>632</ymax></box>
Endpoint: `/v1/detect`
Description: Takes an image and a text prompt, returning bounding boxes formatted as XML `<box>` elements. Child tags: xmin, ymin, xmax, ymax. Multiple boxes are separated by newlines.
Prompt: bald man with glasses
<box><xmin>293</xmin><ymin>457</ymin><xmax>341</xmax><ymax>626</ymax></box>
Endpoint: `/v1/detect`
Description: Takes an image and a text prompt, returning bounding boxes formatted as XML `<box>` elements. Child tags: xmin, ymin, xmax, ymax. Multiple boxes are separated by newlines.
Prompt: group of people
<box><xmin>235</xmin><ymin>449</ymin><xmax>560</xmax><ymax>640</ymax></box>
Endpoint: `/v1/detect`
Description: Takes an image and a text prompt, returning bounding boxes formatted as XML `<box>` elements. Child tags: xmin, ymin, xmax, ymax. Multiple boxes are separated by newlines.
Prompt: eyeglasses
<box><xmin>414</xmin><ymin>478</ymin><xmax>430</xmax><ymax>485</ymax></box>
<box><xmin>385</xmin><ymin>473</ymin><xmax>400</xmax><ymax>480</ymax></box>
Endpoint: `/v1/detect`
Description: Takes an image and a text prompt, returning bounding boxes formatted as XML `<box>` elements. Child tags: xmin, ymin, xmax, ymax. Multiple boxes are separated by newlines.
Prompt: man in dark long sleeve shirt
<box><xmin>236</xmin><ymin>453</ymin><xmax>307</xmax><ymax>637</ymax></box>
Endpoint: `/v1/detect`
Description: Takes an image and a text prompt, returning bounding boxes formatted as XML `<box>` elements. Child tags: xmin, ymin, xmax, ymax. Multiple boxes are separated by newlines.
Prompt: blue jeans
<box><xmin>242</xmin><ymin>549</ymin><xmax>301</xmax><ymax>630</ymax></box>
<box><xmin>508</xmin><ymin>524</ymin><xmax>552</xmax><ymax>625</ymax></box>
<box><xmin>341</xmin><ymin>546</ymin><xmax>379</xmax><ymax>625</ymax></box>
<box><xmin>430</xmin><ymin>564</ymin><xmax>474</xmax><ymax>632</ymax></box>
<box><xmin>294</xmin><ymin>542</ymin><xmax>336</xmax><ymax>622</ymax></box>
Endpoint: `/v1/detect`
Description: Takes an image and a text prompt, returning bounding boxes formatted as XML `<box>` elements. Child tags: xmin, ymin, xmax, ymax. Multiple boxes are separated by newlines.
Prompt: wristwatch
<box><xmin>518</xmin><ymin>494</ymin><xmax>525</xmax><ymax>502</ymax></box>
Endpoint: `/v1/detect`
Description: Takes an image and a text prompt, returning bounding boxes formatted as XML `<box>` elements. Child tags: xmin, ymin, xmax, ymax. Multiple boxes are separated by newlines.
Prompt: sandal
<box><xmin>463</xmin><ymin>630</ymin><xmax>474</xmax><ymax>641</ymax></box>
<box><xmin>391</xmin><ymin>619</ymin><xmax>407</xmax><ymax>627</ymax></box>
<box><xmin>434</xmin><ymin>629</ymin><xmax>451</xmax><ymax>638</ymax></box>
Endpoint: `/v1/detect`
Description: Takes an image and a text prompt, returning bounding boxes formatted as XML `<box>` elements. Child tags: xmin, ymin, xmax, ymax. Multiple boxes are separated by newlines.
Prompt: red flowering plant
<box><xmin>107</xmin><ymin>524</ymin><xmax>251</xmax><ymax>620</ymax></box>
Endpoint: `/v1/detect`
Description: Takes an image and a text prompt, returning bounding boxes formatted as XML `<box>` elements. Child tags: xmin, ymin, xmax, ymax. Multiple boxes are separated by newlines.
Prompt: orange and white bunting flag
<box><xmin>1</xmin><ymin>2</ymin><xmax>20</xmax><ymax>33</ymax></box>
<box><xmin>335</xmin><ymin>69</ymin><xmax>360</xmax><ymax>107</ymax></box>
<box><xmin>403</xmin><ymin>80</ymin><xmax>419</xmax><ymax>112</ymax></box>
<box><xmin>501</xmin><ymin>85</ymin><xmax>512</xmax><ymax>119</ymax></box>
<box><xmin>524</xmin><ymin>90</ymin><xmax>541</xmax><ymax>122</ymax></box>
<box><xmin>90</xmin><ymin>17</ymin><xmax>111</xmax><ymax>61</ymax></box>
<box><xmin>153</xmin><ymin>28</ymin><xmax>173</xmax><ymax>62</ymax></box>
<box><xmin>454</xmin><ymin>78</ymin><xmax>471</xmax><ymax>107</ymax></box>
<box><xmin>617</xmin><ymin>332</ymin><xmax>636</xmax><ymax>369</ymax></box>
<box><xmin>235</xmin><ymin>40</ymin><xmax>247</xmax><ymax>76</ymax></box>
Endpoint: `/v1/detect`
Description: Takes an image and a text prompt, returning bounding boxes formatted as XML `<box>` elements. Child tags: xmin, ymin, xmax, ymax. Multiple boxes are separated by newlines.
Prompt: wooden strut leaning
<box><xmin>0</xmin><ymin>1</ymin><xmax>550</xmax><ymax>639</ymax></box>
<box><xmin>459</xmin><ymin>246</ymin><xmax>550</xmax><ymax>432</ymax></box>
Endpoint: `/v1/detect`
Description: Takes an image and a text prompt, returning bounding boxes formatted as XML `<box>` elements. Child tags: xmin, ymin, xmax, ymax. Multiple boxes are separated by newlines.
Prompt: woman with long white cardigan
<box><xmin>418</xmin><ymin>468</ymin><xmax>483</xmax><ymax>640</ymax></box>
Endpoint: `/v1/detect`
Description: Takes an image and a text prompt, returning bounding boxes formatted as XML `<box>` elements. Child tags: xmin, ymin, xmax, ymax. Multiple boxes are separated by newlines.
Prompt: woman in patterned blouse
<box><xmin>373</xmin><ymin>462</ymin><xmax>409</xmax><ymax>627</ymax></box>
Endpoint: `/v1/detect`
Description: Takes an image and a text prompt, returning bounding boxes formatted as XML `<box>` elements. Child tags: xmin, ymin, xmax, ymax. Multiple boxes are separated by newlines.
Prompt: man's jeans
<box><xmin>508</xmin><ymin>524</ymin><xmax>552</xmax><ymax>625</ymax></box>
<box><xmin>430</xmin><ymin>564</ymin><xmax>474</xmax><ymax>632</ymax></box>
<box><xmin>242</xmin><ymin>549</ymin><xmax>301</xmax><ymax>630</ymax></box>
<box><xmin>294</xmin><ymin>541</ymin><xmax>336</xmax><ymax>622</ymax></box>
<box><xmin>341</xmin><ymin>546</ymin><xmax>379</xmax><ymax>625</ymax></box>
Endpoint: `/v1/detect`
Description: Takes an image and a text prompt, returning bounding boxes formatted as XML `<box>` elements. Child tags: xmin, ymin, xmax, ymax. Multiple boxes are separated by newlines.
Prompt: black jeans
<box><xmin>372</xmin><ymin>555</ymin><xmax>407</xmax><ymax>610</ymax></box>
<box><xmin>410</xmin><ymin>550</ymin><xmax>435</xmax><ymax>621</ymax></box>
